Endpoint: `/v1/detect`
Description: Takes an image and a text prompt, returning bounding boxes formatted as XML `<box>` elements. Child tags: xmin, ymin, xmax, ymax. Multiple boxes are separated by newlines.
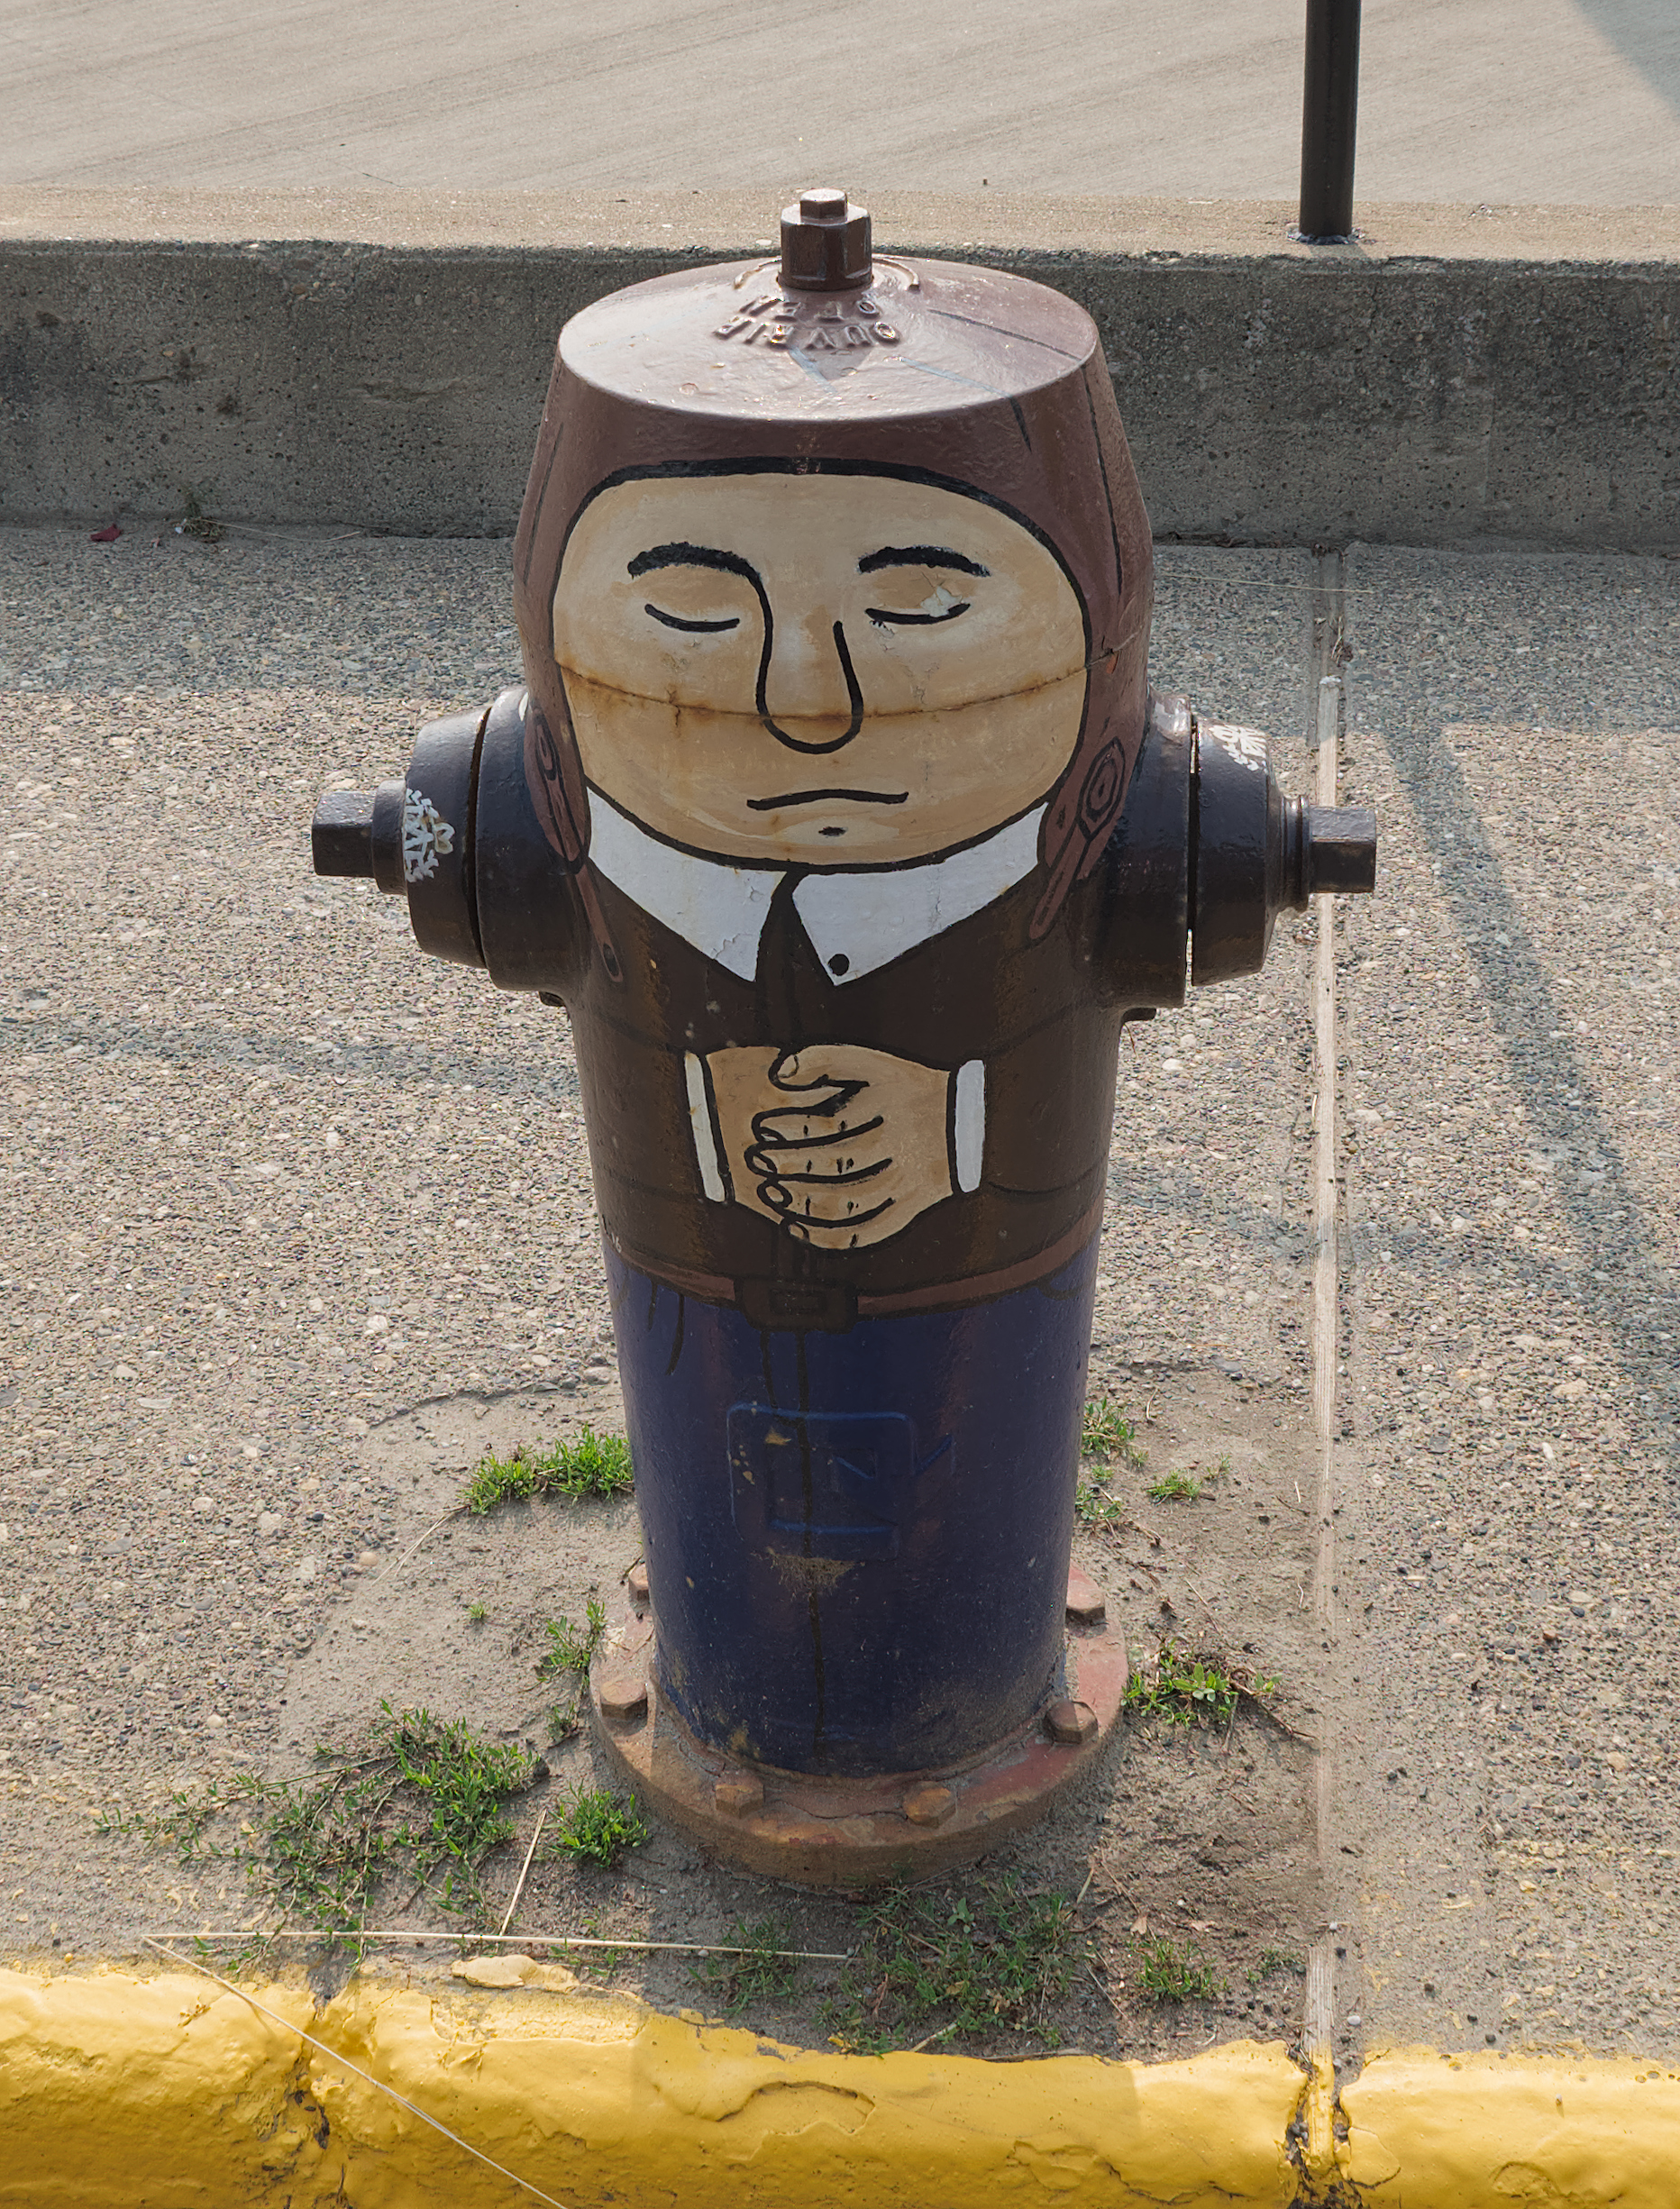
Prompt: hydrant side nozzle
<box><xmin>311</xmin><ymin>781</ymin><xmax>406</xmax><ymax>895</ymax></box>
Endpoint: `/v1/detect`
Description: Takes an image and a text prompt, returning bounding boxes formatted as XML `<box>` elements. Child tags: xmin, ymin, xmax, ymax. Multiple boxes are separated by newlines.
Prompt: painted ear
<box><xmin>1030</xmin><ymin>728</ymin><xmax>1129</xmax><ymax>940</ymax></box>
<box><xmin>525</xmin><ymin>703</ymin><xmax>589</xmax><ymax>866</ymax></box>
<box><xmin>523</xmin><ymin>701</ymin><xmax>625</xmax><ymax>986</ymax></box>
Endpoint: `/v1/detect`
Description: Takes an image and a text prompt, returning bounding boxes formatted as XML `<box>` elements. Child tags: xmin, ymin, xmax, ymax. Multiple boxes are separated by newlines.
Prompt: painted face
<box><xmin>552</xmin><ymin>472</ymin><xmax>1088</xmax><ymax>867</ymax></box>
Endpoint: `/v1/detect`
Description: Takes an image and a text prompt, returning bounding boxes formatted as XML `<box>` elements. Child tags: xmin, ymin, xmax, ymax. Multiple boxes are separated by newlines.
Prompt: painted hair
<box><xmin>512</xmin><ymin>287</ymin><xmax>1153</xmax><ymax>945</ymax></box>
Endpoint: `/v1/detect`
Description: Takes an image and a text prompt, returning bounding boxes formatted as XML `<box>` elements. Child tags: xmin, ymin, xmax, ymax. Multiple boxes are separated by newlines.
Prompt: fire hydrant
<box><xmin>313</xmin><ymin>190</ymin><xmax>1375</xmax><ymax>1882</ymax></box>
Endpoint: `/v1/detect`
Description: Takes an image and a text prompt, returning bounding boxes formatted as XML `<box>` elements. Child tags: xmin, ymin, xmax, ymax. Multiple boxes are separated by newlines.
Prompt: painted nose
<box><xmin>758</xmin><ymin>617</ymin><xmax>864</xmax><ymax>755</ymax></box>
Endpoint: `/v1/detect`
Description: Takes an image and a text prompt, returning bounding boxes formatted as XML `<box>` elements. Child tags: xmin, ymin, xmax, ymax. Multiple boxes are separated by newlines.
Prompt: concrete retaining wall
<box><xmin>3</xmin><ymin>192</ymin><xmax>1676</xmax><ymax>547</ymax></box>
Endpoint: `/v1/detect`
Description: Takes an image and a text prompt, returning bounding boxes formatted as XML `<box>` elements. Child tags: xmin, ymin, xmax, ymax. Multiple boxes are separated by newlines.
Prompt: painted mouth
<box><xmin>746</xmin><ymin>788</ymin><xmax>909</xmax><ymax>812</ymax></box>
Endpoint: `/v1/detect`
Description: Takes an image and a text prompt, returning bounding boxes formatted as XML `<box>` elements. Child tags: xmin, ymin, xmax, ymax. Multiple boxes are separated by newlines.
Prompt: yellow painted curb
<box><xmin>7</xmin><ymin>1967</ymin><xmax>1680</xmax><ymax>2208</ymax></box>
<box><xmin>1339</xmin><ymin>2045</ymin><xmax>1680</xmax><ymax>2209</ymax></box>
<box><xmin>1</xmin><ymin>1967</ymin><xmax>1300</xmax><ymax>2208</ymax></box>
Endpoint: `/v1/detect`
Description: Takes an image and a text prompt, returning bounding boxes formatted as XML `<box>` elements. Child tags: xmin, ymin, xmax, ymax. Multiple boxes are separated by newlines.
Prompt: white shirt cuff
<box><xmin>953</xmin><ymin>1059</ymin><xmax>984</xmax><ymax>1193</ymax></box>
<box><xmin>684</xmin><ymin>1053</ymin><xmax>727</xmax><ymax>1203</ymax></box>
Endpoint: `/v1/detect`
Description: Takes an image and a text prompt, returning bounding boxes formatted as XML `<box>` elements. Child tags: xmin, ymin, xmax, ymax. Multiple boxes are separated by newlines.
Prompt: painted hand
<box><xmin>705</xmin><ymin>1044</ymin><xmax>954</xmax><ymax>1249</ymax></box>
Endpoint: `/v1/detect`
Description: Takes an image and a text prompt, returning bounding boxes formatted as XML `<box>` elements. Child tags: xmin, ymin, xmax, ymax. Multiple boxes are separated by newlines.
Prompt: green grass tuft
<box><xmin>1135</xmin><ymin>1934</ymin><xmax>1223</xmax><ymax>2004</ymax></box>
<box><xmin>1146</xmin><ymin>1468</ymin><xmax>1205</xmax><ymax>1502</ymax></box>
<box><xmin>1075</xmin><ymin>1477</ymin><xmax>1127</xmax><ymax>1529</ymax></box>
<box><xmin>539</xmin><ymin>1596</ymin><xmax>607</xmax><ymax>1680</ymax></box>
<box><xmin>1124</xmin><ymin>1640</ymin><xmax>1278</xmax><ymax>1730</ymax></box>
<box><xmin>824</xmin><ymin>1875</ymin><xmax>1079</xmax><ymax>2054</ymax></box>
<box><xmin>1081</xmin><ymin>1398</ymin><xmax>1144</xmax><ymax>1467</ymax></box>
<box><xmin>1246</xmin><ymin>1945</ymin><xmax>1306</xmax><ymax>1988</ymax></box>
<box><xmin>464</xmin><ymin>1426</ymin><xmax>633</xmax><ymax>1514</ymax></box>
<box><xmin>690</xmin><ymin>1916</ymin><xmax>800</xmax><ymax>2017</ymax></box>
<box><xmin>550</xmin><ymin>1786</ymin><xmax>649</xmax><ymax>1868</ymax></box>
<box><xmin>97</xmin><ymin>1702</ymin><xmax>541</xmax><ymax>1943</ymax></box>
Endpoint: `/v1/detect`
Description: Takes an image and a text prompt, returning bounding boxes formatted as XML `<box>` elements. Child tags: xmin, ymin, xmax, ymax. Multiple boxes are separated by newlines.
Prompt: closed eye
<box><xmin>645</xmin><ymin>604</ymin><xmax>741</xmax><ymax>634</ymax></box>
<box><xmin>866</xmin><ymin>599</ymin><xmax>971</xmax><ymax>627</ymax></box>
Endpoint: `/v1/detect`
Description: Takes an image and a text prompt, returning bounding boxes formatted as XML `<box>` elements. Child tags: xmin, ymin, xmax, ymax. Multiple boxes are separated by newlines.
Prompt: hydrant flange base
<box><xmin>590</xmin><ymin>1576</ymin><xmax>1128</xmax><ymax>1885</ymax></box>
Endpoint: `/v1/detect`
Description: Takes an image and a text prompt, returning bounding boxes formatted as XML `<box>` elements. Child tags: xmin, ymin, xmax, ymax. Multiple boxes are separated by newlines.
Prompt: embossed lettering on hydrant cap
<box><xmin>555</xmin><ymin>245</ymin><xmax>1098</xmax><ymax>424</ymax></box>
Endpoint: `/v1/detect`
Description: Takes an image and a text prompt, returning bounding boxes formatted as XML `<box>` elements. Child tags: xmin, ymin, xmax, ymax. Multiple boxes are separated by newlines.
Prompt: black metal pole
<box><xmin>1298</xmin><ymin>0</ymin><xmax>1362</xmax><ymax>241</ymax></box>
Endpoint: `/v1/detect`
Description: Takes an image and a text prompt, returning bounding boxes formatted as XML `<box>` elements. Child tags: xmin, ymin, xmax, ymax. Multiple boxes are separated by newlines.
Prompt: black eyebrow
<box><xmin>627</xmin><ymin>542</ymin><xmax>762</xmax><ymax>586</ymax></box>
<box><xmin>856</xmin><ymin>545</ymin><xmax>991</xmax><ymax>578</ymax></box>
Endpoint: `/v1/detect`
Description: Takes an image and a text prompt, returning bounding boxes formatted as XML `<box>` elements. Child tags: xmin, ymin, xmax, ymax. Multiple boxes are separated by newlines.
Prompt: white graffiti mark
<box><xmin>403</xmin><ymin>789</ymin><xmax>456</xmax><ymax>882</ymax></box>
<box><xmin>1204</xmin><ymin>725</ymin><xmax>1270</xmax><ymax>775</ymax></box>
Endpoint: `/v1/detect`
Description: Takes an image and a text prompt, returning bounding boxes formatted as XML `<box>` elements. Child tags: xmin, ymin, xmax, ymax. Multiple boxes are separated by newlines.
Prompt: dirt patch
<box><xmin>97</xmin><ymin>1365</ymin><xmax>1324</xmax><ymax>2058</ymax></box>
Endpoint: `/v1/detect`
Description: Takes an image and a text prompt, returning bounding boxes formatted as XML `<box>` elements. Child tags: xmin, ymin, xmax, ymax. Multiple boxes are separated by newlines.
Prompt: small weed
<box><xmin>1246</xmin><ymin>1946</ymin><xmax>1306</xmax><ymax>1988</ymax></box>
<box><xmin>465</xmin><ymin>1427</ymin><xmax>633</xmax><ymax>1513</ymax></box>
<box><xmin>691</xmin><ymin>1916</ymin><xmax>799</xmax><ymax>2017</ymax></box>
<box><xmin>571</xmin><ymin>1912</ymin><xmax>623</xmax><ymax>1980</ymax></box>
<box><xmin>1124</xmin><ymin>1639</ymin><xmax>1277</xmax><ymax>1730</ymax></box>
<box><xmin>1075</xmin><ymin>1477</ymin><xmax>1127</xmax><ymax>1529</ymax></box>
<box><xmin>1082</xmin><ymin>1398</ymin><xmax>1144</xmax><ymax>1467</ymax></box>
<box><xmin>177</xmin><ymin>486</ymin><xmax>224</xmax><ymax>544</ymax></box>
<box><xmin>95</xmin><ymin>1778</ymin><xmax>249</xmax><ymax>1864</ymax></box>
<box><xmin>467</xmin><ymin>1602</ymin><xmax>487</xmax><ymax>1625</ymax></box>
<box><xmin>96</xmin><ymin>1702</ymin><xmax>540</xmax><ymax>1943</ymax></box>
<box><xmin>539</xmin><ymin>1596</ymin><xmax>607</xmax><ymax>1680</ymax></box>
<box><xmin>551</xmin><ymin>1787</ymin><xmax>649</xmax><ymax>1869</ymax></box>
<box><xmin>1147</xmin><ymin>1468</ymin><xmax>1204</xmax><ymax>1502</ymax></box>
<box><xmin>1146</xmin><ymin>1455</ymin><xmax>1228</xmax><ymax>1502</ymax></box>
<box><xmin>538</xmin><ymin>1594</ymin><xmax>607</xmax><ymax>1738</ymax></box>
<box><xmin>824</xmin><ymin>1874</ymin><xmax>1079</xmax><ymax>2054</ymax></box>
<box><xmin>1136</xmin><ymin>1935</ymin><xmax>1223</xmax><ymax>2004</ymax></box>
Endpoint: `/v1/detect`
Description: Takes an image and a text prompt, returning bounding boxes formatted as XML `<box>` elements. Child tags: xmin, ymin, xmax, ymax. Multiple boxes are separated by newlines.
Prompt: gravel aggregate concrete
<box><xmin>1</xmin><ymin>0</ymin><xmax>1675</xmax><ymax>205</ymax></box>
<box><xmin>1328</xmin><ymin>545</ymin><xmax>1680</xmax><ymax>2063</ymax></box>
<box><xmin>1</xmin><ymin>523</ymin><xmax>1675</xmax><ymax>2071</ymax></box>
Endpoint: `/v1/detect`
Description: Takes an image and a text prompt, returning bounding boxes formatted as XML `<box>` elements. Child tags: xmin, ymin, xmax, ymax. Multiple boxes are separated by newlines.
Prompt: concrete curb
<box><xmin>5</xmin><ymin>1965</ymin><xmax>1679</xmax><ymax>2207</ymax></box>
<box><xmin>3</xmin><ymin>191</ymin><xmax>1677</xmax><ymax>549</ymax></box>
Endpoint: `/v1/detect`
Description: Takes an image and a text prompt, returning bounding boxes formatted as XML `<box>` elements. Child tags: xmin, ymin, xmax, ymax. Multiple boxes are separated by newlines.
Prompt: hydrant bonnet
<box><xmin>512</xmin><ymin>235</ymin><xmax>1155</xmax><ymax>962</ymax></box>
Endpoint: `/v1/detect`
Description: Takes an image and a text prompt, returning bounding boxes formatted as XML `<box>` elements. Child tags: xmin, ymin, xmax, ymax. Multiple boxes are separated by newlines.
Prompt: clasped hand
<box><xmin>705</xmin><ymin>1044</ymin><xmax>954</xmax><ymax>1250</ymax></box>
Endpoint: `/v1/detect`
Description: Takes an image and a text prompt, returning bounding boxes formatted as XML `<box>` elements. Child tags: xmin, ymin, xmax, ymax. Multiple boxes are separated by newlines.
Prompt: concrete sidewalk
<box><xmin>2</xmin><ymin>519</ymin><xmax>1676</xmax><ymax>2092</ymax></box>
<box><xmin>1</xmin><ymin>0</ymin><xmax>1675</xmax><ymax>206</ymax></box>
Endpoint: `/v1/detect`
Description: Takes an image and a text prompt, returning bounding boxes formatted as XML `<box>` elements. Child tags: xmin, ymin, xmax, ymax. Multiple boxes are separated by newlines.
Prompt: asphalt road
<box><xmin>0</xmin><ymin>0</ymin><xmax>1675</xmax><ymax>205</ymax></box>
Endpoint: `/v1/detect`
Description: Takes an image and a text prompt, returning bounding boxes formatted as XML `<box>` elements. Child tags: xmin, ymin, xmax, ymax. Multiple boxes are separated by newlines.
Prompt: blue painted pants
<box><xmin>608</xmin><ymin>1241</ymin><xmax>1098</xmax><ymax>1776</ymax></box>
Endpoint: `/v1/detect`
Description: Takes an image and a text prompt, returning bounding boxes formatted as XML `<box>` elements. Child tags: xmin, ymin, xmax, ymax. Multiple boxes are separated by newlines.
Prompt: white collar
<box><xmin>585</xmin><ymin>795</ymin><xmax>1045</xmax><ymax>987</ymax></box>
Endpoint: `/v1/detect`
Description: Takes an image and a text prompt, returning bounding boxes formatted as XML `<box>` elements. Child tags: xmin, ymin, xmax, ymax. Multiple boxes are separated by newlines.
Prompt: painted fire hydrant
<box><xmin>313</xmin><ymin>191</ymin><xmax>1375</xmax><ymax>1882</ymax></box>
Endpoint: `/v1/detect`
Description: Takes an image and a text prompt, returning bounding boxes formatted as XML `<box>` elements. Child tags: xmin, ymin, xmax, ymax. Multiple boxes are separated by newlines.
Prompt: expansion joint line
<box><xmin>1301</xmin><ymin>549</ymin><xmax>1348</xmax><ymax>2187</ymax></box>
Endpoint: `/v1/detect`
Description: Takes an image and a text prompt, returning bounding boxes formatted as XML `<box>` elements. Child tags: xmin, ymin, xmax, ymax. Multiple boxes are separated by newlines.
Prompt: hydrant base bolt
<box><xmin>903</xmin><ymin>1785</ymin><xmax>956</xmax><ymax>1827</ymax></box>
<box><xmin>1045</xmin><ymin>1700</ymin><xmax>1100</xmax><ymax>1747</ymax></box>
<box><xmin>1065</xmin><ymin>1565</ymin><xmax>1107</xmax><ymax>1627</ymax></box>
<box><xmin>598</xmin><ymin>1673</ymin><xmax>649</xmax><ymax>1727</ymax></box>
<box><xmin>714</xmin><ymin>1775</ymin><xmax>765</xmax><ymax>1818</ymax></box>
<box><xmin>626</xmin><ymin>1562</ymin><xmax>650</xmax><ymax>1608</ymax></box>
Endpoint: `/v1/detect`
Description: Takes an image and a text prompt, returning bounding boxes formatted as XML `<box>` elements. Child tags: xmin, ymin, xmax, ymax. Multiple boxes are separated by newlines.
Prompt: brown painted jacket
<box><xmin>553</xmin><ymin>864</ymin><xmax>1128</xmax><ymax>1331</ymax></box>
